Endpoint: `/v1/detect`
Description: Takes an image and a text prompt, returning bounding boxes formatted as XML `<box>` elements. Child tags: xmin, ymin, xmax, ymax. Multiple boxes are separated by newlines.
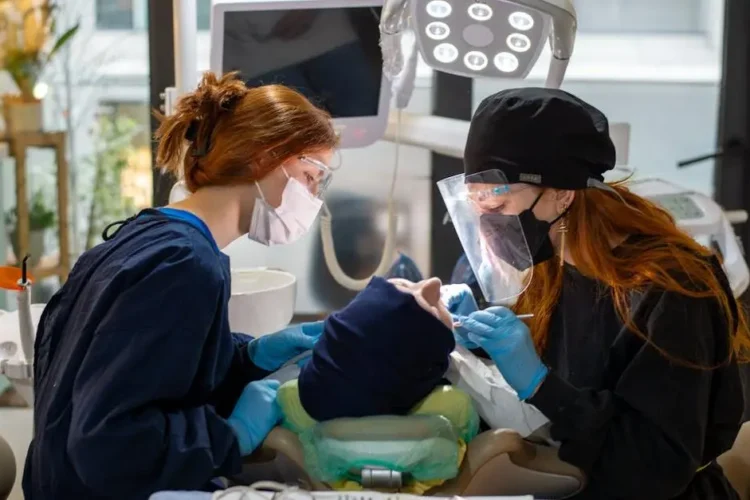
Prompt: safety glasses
<box><xmin>299</xmin><ymin>156</ymin><xmax>334</xmax><ymax>197</ymax></box>
<box><xmin>466</xmin><ymin>184</ymin><xmax>535</xmax><ymax>213</ymax></box>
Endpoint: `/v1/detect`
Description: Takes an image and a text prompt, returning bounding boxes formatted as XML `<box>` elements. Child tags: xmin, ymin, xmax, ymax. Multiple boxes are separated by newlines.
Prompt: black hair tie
<box><xmin>102</xmin><ymin>215</ymin><xmax>138</xmax><ymax>241</ymax></box>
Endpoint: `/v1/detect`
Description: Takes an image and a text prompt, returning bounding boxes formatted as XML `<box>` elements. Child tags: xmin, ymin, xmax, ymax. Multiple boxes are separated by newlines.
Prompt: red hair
<box><xmin>513</xmin><ymin>182</ymin><xmax>750</xmax><ymax>367</ymax></box>
<box><xmin>154</xmin><ymin>71</ymin><xmax>339</xmax><ymax>192</ymax></box>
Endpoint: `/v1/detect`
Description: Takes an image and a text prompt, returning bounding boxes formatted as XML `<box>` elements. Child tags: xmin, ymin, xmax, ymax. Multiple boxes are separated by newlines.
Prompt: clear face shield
<box><xmin>438</xmin><ymin>169</ymin><xmax>533</xmax><ymax>306</ymax></box>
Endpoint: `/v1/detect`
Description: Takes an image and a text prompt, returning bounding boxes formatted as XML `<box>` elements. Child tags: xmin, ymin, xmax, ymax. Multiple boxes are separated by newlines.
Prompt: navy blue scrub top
<box><xmin>23</xmin><ymin>209</ymin><xmax>271</xmax><ymax>499</ymax></box>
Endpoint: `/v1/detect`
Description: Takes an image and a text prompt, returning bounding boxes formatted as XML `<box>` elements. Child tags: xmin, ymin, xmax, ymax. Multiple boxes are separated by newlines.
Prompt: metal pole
<box><xmin>173</xmin><ymin>0</ymin><xmax>198</xmax><ymax>95</ymax></box>
<box><xmin>714</xmin><ymin>0</ymin><xmax>750</xmax><ymax>249</ymax></box>
<box><xmin>430</xmin><ymin>71</ymin><xmax>473</xmax><ymax>281</ymax></box>
<box><xmin>149</xmin><ymin>0</ymin><xmax>177</xmax><ymax>206</ymax></box>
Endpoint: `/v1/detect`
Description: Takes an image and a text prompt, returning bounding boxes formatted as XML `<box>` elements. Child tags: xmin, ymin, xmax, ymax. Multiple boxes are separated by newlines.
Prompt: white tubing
<box><xmin>320</xmin><ymin>112</ymin><xmax>403</xmax><ymax>290</ymax></box>
<box><xmin>16</xmin><ymin>284</ymin><xmax>33</xmax><ymax>365</ymax></box>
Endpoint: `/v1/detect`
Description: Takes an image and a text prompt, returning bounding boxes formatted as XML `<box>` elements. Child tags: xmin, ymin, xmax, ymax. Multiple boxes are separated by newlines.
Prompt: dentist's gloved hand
<box><xmin>452</xmin><ymin>321</ymin><xmax>480</xmax><ymax>350</ymax></box>
<box><xmin>458</xmin><ymin>307</ymin><xmax>547</xmax><ymax>400</ymax></box>
<box><xmin>227</xmin><ymin>379</ymin><xmax>281</xmax><ymax>456</ymax></box>
<box><xmin>441</xmin><ymin>284</ymin><xmax>481</xmax><ymax>349</ymax></box>
<box><xmin>440</xmin><ymin>284</ymin><xmax>478</xmax><ymax>316</ymax></box>
<box><xmin>247</xmin><ymin>321</ymin><xmax>324</xmax><ymax>371</ymax></box>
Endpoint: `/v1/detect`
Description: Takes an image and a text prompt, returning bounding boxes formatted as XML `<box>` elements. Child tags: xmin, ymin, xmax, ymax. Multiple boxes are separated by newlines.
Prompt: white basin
<box><xmin>0</xmin><ymin>305</ymin><xmax>45</xmax><ymax>407</ymax></box>
<box><xmin>228</xmin><ymin>268</ymin><xmax>297</xmax><ymax>337</ymax></box>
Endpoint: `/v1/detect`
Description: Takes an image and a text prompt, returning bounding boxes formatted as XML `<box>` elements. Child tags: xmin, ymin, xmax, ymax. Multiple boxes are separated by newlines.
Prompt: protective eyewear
<box><xmin>466</xmin><ymin>184</ymin><xmax>534</xmax><ymax>213</ymax></box>
<box><xmin>299</xmin><ymin>156</ymin><xmax>334</xmax><ymax>197</ymax></box>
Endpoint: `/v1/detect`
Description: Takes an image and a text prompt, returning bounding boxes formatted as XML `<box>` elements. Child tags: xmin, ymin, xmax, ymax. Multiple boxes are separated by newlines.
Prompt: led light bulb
<box><xmin>426</xmin><ymin>21</ymin><xmax>450</xmax><ymax>40</ymax></box>
<box><xmin>426</xmin><ymin>0</ymin><xmax>452</xmax><ymax>18</ymax></box>
<box><xmin>509</xmin><ymin>11</ymin><xmax>534</xmax><ymax>31</ymax></box>
<box><xmin>494</xmin><ymin>52</ymin><xmax>519</xmax><ymax>73</ymax></box>
<box><xmin>434</xmin><ymin>43</ymin><xmax>459</xmax><ymax>63</ymax></box>
<box><xmin>468</xmin><ymin>3</ymin><xmax>492</xmax><ymax>21</ymax></box>
<box><xmin>507</xmin><ymin>33</ymin><xmax>531</xmax><ymax>53</ymax></box>
<box><xmin>464</xmin><ymin>51</ymin><xmax>488</xmax><ymax>71</ymax></box>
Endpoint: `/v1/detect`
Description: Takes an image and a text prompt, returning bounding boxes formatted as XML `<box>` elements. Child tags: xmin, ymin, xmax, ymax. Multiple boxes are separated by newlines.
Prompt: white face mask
<box><xmin>248</xmin><ymin>172</ymin><xmax>323</xmax><ymax>246</ymax></box>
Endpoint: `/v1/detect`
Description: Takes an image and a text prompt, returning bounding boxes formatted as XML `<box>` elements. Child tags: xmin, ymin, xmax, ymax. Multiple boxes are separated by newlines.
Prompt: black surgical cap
<box><xmin>464</xmin><ymin>88</ymin><xmax>616</xmax><ymax>190</ymax></box>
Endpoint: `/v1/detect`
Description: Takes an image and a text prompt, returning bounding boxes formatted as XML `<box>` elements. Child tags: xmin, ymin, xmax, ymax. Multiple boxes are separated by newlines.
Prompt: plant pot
<box><xmin>9</xmin><ymin>228</ymin><xmax>46</xmax><ymax>267</ymax></box>
<box><xmin>1</xmin><ymin>98</ymin><xmax>42</xmax><ymax>134</ymax></box>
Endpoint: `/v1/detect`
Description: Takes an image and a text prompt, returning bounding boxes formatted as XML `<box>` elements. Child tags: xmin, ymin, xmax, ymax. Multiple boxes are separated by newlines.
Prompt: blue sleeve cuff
<box><xmin>209</xmin><ymin>335</ymin><xmax>273</xmax><ymax>418</ymax></box>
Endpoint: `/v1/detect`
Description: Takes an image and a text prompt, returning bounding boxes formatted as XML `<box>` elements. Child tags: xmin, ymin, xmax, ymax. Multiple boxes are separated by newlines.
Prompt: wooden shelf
<box><xmin>0</xmin><ymin>131</ymin><xmax>70</xmax><ymax>282</ymax></box>
<box><xmin>0</xmin><ymin>131</ymin><xmax>65</xmax><ymax>149</ymax></box>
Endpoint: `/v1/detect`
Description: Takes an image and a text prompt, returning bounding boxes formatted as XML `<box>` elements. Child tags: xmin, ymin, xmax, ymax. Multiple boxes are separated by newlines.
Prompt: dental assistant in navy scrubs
<box><xmin>24</xmin><ymin>71</ymin><xmax>339</xmax><ymax>499</ymax></box>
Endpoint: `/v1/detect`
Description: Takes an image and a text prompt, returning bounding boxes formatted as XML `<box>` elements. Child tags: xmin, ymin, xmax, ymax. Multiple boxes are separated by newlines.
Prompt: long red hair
<box><xmin>513</xmin><ymin>181</ymin><xmax>750</xmax><ymax>367</ymax></box>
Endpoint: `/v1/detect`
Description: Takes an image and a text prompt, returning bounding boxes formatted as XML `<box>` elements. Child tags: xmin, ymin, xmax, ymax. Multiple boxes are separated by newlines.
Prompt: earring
<box><xmin>558</xmin><ymin>209</ymin><xmax>568</xmax><ymax>267</ymax></box>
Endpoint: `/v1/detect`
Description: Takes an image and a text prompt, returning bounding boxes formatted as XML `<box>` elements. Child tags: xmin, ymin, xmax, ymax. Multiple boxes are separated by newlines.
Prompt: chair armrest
<box><xmin>509</xmin><ymin>440</ymin><xmax>586</xmax><ymax>485</ymax></box>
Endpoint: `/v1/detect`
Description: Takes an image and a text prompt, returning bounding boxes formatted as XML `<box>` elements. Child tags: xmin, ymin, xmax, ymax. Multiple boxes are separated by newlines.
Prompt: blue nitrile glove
<box><xmin>441</xmin><ymin>284</ymin><xmax>482</xmax><ymax>349</ymax></box>
<box><xmin>460</xmin><ymin>306</ymin><xmax>547</xmax><ymax>400</ymax></box>
<box><xmin>247</xmin><ymin>321</ymin><xmax>324</xmax><ymax>371</ymax></box>
<box><xmin>452</xmin><ymin>318</ymin><xmax>480</xmax><ymax>350</ymax></box>
<box><xmin>440</xmin><ymin>284</ymin><xmax>478</xmax><ymax>316</ymax></box>
<box><xmin>227</xmin><ymin>379</ymin><xmax>282</xmax><ymax>456</ymax></box>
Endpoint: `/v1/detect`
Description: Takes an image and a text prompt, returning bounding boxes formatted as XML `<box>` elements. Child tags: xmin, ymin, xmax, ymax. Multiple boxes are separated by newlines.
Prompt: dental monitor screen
<box><xmin>214</xmin><ymin>2</ymin><xmax>388</xmax><ymax>148</ymax></box>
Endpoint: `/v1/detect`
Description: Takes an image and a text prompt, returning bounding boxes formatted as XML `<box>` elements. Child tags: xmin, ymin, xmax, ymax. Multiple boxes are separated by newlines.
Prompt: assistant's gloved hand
<box><xmin>458</xmin><ymin>307</ymin><xmax>547</xmax><ymax>400</ymax></box>
<box><xmin>247</xmin><ymin>321</ymin><xmax>324</xmax><ymax>371</ymax></box>
<box><xmin>227</xmin><ymin>379</ymin><xmax>281</xmax><ymax>456</ymax></box>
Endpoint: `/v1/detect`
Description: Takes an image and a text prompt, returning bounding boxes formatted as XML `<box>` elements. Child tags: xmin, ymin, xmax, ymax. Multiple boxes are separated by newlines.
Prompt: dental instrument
<box><xmin>453</xmin><ymin>313</ymin><xmax>533</xmax><ymax>329</ymax></box>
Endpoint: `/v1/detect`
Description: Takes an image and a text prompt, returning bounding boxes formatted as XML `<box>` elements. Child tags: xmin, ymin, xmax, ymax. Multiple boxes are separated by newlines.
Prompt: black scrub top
<box><xmin>527</xmin><ymin>241</ymin><xmax>744</xmax><ymax>500</ymax></box>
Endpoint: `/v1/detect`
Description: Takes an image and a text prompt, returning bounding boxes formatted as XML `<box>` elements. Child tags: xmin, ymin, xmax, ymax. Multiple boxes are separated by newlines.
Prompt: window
<box><xmin>469</xmin><ymin>0</ymin><xmax>726</xmax><ymax>197</ymax></box>
<box><xmin>575</xmin><ymin>0</ymin><xmax>704</xmax><ymax>34</ymax></box>
<box><xmin>96</xmin><ymin>0</ymin><xmax>134</xmax><ymax>30</ymax></box>
<box><xmin>198</xmin><ymin>0</ymin><xmax>211</xmax><ymax>31</ymax></box>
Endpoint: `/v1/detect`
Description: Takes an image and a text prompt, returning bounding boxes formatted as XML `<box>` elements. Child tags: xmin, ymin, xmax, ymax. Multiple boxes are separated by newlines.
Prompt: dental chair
<box><xmin>232</xmin><ymin>419</ymin><xmax>586</xmax><ymax>499</ymax></box>
<box><xmin>0</xmin><ymin>433</ymin><xmax>15</xmax><ymax>500</ymax></box>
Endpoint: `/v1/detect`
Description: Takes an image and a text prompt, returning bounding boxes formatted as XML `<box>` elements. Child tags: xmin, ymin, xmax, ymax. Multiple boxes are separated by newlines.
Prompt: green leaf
<box><xmin>46</xmin><ymin>22</ymin><xmax>79</xmax><ymax>62</ymax></box>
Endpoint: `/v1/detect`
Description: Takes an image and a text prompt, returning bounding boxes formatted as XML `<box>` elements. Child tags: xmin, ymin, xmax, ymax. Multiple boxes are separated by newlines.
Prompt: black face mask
<box><xmin>479</xmin><ymin>192</ymin><xmax>564</xmax><ymax>271</ymax></box>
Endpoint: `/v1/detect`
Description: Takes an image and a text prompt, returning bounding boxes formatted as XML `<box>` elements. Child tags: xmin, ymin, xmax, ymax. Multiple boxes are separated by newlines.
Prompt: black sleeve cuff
<box><xmin>528</xmin><ymin>370</ymin><xmax>616</xmax><ymax>446</ymax></box>
<box><xmin>528</xmin><ymin>371</ymin><xmax>584</xmax><ymax>423</ymax></box>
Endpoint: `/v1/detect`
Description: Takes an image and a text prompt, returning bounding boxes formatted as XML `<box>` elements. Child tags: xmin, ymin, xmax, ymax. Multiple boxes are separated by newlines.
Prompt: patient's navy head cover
<box><xmin>299</xmin><ymin>277</ymin><xmax>455</xmax><ymax>421</ymax></box>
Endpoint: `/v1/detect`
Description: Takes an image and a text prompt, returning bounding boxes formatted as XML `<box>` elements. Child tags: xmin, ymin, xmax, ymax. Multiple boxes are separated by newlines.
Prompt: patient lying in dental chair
<box><xmin>271</xmin><ymin>276</ymin><xmax>479</xmax><ymax>492</ymax></box>
<box><xmin>287</xmin><ymin>276</ymin><xmax>474</xmax><ymax>426</ymax></box>
<box><xmin>266</xmin><ymin>276</ymin><xmax>550</xmax><ymax>493</ymax></box>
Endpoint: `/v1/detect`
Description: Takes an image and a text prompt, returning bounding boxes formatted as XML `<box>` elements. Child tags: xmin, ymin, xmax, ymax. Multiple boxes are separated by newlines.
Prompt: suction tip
<box><xmin>21</xmin><ymin>255</ymin><xmax>30</xmax><ymax>283</ymax></box>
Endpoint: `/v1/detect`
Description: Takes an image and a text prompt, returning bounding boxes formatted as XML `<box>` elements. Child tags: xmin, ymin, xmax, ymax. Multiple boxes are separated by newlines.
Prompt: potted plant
<box><xmin>6</xmin><ymin>190</ymin><xmax>56</xmax><ymax>267</ymax></box>
<box><xmin>0</xmin><ymin>0</ymin><xmax>79</xmax><ymax>133</ymax></box>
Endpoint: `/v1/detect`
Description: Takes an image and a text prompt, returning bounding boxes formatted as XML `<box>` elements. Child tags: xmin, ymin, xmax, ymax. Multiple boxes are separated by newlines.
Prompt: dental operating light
<box><xmin>395</xmin><ymin>0</ymin><xmax>576</xmax><ymax>88</ymax></box>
